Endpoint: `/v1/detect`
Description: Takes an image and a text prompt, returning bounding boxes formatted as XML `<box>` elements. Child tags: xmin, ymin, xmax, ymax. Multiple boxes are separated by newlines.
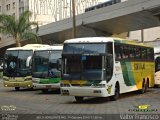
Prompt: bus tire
<box><xmin>41</xmin><ymin>89</ymin><xmax>48</xmax><ymax>93</ymax></box>
<box><xmin>110</xmin><ymin>83</ymin><xmax>119</xmax><ymax>101</ymax></box>
<box><xmin>75</xmin><ymin>96</ymin><xmax>83</xmax><ymax>102</ymax></box>
<box><xmin>140</xmin><ymin>81</ymin><xmax>146</xmax><ymax>94</ymax></box>
<box><xmin>29</xmin><ymin>87</ymin><xmax>34</xmax><ymax>90</ymax></box>
<box><xmin>144</xmin><ymin>80</ymin><xmax>149</xmax><ymax>93</ymax></box>
<box><xmin>15</xmin><ymin>87</ymin><xmax>20</xmax><ymax>91</ymax></box>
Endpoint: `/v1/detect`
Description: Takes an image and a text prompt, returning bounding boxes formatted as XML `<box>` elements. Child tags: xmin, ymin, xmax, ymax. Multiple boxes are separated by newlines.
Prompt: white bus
<box><xmin>154</xmin><ymin>47</ymin><xmax>160</xmax><ymax>86</ymax></box>
<box><xmin>3</xmin><ymin>44</ymin><xmax>50</xmax><ymax>90</ymax></box>
<box><xmin>60</xmin><ymin>37</ymin><xmax>155</xmax><ymax>102</ymax></box>
<box><xmin>32</xmin><ymin>45</ymin><xmax>63</xmax><ymax>93</ymax></box>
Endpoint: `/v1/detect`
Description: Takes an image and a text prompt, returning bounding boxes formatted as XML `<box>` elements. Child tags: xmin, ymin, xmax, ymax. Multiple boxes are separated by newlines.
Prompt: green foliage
<box><xmin>0</xmin><ymin>10</ymin><xmax>39</xmax><ymax>47</ymax></box>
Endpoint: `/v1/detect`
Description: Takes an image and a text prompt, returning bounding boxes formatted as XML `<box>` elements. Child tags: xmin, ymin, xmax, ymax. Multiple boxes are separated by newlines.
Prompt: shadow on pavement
<box><xmin>64</xmin><ymin>88</ymin><xmax>156</xmax><ymax>104</ymax></box>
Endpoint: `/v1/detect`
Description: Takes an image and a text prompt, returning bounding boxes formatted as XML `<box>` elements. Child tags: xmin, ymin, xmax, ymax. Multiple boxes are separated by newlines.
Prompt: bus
<box><xmin>32</xmin><ymin>45</ymin><xmax>63</xmax><ymax>93</ymax></box>
<box><xmin>60</xmin><ymin>37</ymin><xmax>155</xmax><ymax>102</ymax></box>
<box><xmin>3</xmin><ymin>44</ymin><xmax>50</xmax><ymax>90</ymax></box>
<box><xmin>154</xmin><ymin>47</ymin><xmax>160</xmax><ymax>87</ymax></box>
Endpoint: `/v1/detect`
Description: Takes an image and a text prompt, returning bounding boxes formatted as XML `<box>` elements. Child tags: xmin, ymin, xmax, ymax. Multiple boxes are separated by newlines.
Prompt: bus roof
<box><xmin>64</xmin><ymin>37</ymin><xmax>114</xmax><ymax>43</ymax></box>
<box><xmin>6</xmin><ymin>44</ymin><xmax>50</xmax><ymax>51</ymax></box>
<box><xmin>34</xmin><ymin>45</ymin><xmax>63</xmax><ymax>51</ymax></box>
<box><xmin>64</xmin><ymin>37</ymin><xmax>152</xmax><ymax>48</ymax></box>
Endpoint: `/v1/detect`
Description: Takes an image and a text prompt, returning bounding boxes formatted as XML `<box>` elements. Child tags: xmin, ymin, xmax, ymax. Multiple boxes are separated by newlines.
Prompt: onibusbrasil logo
<box><xmin>1</xmin><ymin>105</ymin><xmax>16</xmax><ymax>111</ymax></box>
<box><xmin>128</xmin><ymin>104</ymin><xmax>158</xmax><ymax>112</ymax></box>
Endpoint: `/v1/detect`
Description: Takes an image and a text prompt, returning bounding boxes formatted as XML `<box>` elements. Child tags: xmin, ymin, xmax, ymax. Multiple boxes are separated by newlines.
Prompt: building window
<box><xmin>6</xmin><ymin>4</ymin><xmax>11</xmax><ymax>11</ymax></box>
<box><xmin>19</xmin><ymin>7</ymin><xmax>24</xmax><ymax>14</ymax></box>
<box><xmin>6</xmin><ymin>5</ymin><xmax>8</xmax><ymax>11</ymax></box>
<box><xmin>12</xmin><ymin>13</ymin><xmax>15</xmax><ymax>19</ymax></box>
<box><xmin>8</xmin><ymin>4</ymin><xmax>10</xmax><ymax>10</ymax></box>
<box><xmin>13</xmin><ymin>2</ymin><xmax>15</xmax><ymax>9</ymax></box>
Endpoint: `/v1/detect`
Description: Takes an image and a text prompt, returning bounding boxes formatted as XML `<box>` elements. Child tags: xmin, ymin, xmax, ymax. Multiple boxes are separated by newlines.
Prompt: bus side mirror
<box><xmin>106</xmin><ymin>54</ymin><xmax>113</xmax><ymax>68</ymax></box>
<box><xmin>57</xmin><ymin>58</ymin><xmax>62</xmax><ymax>71</ymax></box>
<box><xmin>26</xmin><ymin>56</ymin><xmax>32</xmax><ymax>67</ymax></box>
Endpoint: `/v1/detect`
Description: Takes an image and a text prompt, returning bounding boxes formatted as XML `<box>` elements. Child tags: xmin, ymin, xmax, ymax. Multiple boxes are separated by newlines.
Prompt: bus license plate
<box><xmin>14</xmin><ymin>83</ymin><xmax>19</xmax><ymax>86</ymax></box>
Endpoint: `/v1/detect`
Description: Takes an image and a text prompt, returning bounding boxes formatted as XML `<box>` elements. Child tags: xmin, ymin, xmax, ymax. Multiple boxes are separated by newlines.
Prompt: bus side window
<box><xmin>122</xmin><ymin>46</ymin><xmax>129</xmax><ymax>59</ymax></box>
<box><xmin>141</xmin><ymin>48</ymin><xmax>147</xmax><ymax>59</ymax></box>
<box><xmin>129</xmin><ymin>47</ymin><xmax>135</xmax><ymax>59</ymax></box>
<box><xmin>135</xmin><ymin>47</ymin><xmax>141</xmax><ymax>59</ymax></box>
<box><xmin>147</xmin><ymin>48</ymin><xmax>154</xmax><ymax>60</ymax></box>
<box><xmin>115</xmin><ymin>44</ymin><xmax>121</xmax><ymax>59</ymax></box>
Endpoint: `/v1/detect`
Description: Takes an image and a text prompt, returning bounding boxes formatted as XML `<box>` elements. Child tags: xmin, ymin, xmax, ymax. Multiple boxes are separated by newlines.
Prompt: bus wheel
<box><xmin>144</xmin><ymin>80</ymin><xmax>149</xmax><ymax>93</ymax></box>
<box><xmin>29</xmin><ymin>87</ymin><xmax>34</xmax><ymax>91</ymax></box>
<box><xmin>41</xmin><ymin>89</ymin><xmax>48</xmax><ymax>93</ymax></box>
<box><xmin>15</xmin><ymin>87</ymin><xmax>20</xmax><ymax>91</ymax></box>
<box><xmin>75</xmin><ymin>96</ymin><xmax>83</xmax><ymax>102</ymax></box>
<box><xmin>110</xmin><ymin>84</ymin><xmax>119</xmax><ymax>101</ymax></box>
<box><xmin>140</xmin><ymin>81</ymin><xmax>145</xmax><ymax>94</ymax></box>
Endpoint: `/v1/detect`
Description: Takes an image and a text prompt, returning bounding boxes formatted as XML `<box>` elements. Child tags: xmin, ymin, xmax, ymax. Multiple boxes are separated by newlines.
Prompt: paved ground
<box><xmin>0</xmin><ymin>78</ymin><xmax>160</xmax><ymax>119</ymax></box>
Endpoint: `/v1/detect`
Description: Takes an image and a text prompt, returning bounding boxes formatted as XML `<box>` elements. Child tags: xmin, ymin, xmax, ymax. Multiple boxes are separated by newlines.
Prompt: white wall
<box><xmin>129</xmin><ymin>27</ymin><xmax>160</xmax><ymax>42</ymax></box>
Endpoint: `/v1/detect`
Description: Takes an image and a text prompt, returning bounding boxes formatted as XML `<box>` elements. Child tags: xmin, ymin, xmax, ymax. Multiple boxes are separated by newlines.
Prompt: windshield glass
<box><xmin>63</xmin><ymin>43</ymin><xmax>106</xmax><ymax>54</ymax></box>
<box><xmin>62</xmin><ymin>42</ymin><xmax>114</xmax><ymax>81</ymax></box>
<box><xmin>32</xmin><ymin>50</ymin><xmax>62</xmax><ymax>78</ymax></box>
<box><xmin>32</xmin><ymin>51</ymin><xmax>49</xmax><ymax>78</ymax></box>
<box><xmin>63</xmin><ymin>55</ymin><xmax>102</xmax><ymax>80</ymax></box>
<box><xmin>155</xmin><ymin>56</ymin><xmax>160</xmax><ymax>72</ymax></box>
<box><xmin>3</xmin><ymin>50</ymin><xmax>33</xmax><ymax>77</ymax></box>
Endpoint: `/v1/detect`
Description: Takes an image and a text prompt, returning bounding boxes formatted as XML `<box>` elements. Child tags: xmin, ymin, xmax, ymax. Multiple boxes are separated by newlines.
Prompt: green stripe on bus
<box><xmin>40</xmin><ymin>78</ymin><xmax>61</xmax><ymax>84</ymax></box>
<box><xmin>121</xmin><ymin>61</ymin><xmax>135</xmax><ymax>86</ymax></box>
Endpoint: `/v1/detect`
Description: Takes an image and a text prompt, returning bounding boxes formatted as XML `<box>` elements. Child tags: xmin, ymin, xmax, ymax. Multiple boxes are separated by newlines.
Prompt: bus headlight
<box><xmin>91</xmin><ymin>84</ymin><xmax>105</xmax><ymax>88</ymax></box>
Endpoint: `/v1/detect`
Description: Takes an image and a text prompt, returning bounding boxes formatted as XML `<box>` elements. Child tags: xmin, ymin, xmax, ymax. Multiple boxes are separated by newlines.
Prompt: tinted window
<box><xmin>4</xmin><ymin>50</ymin><xmax>32</xmax><ymax>77</ymax></box>
<box><xmin>63</xmin><ymin>43</ymin><xmax>106</xmax><ymax>54</ymax></box>
<box><xmin>155</xmin><ymin>57</ymin><xmax>160</xmax><ymax>72</ymax></box>
<box><xmin>114</xmin><ymin>42</ymin><xmax>154</xmax><ymax>61</ymax></box>
<box><xmin>141</xmin><ymin>48</ymin><xmax>147</xmax><ymax>59</ymax></box>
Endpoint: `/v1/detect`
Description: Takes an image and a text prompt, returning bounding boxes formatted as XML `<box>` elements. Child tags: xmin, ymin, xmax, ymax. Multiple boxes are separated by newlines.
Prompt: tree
<box><xmin>0</xmin><ymin>10</ymin><xmax>39</xmax><ymax>47</ymax></box>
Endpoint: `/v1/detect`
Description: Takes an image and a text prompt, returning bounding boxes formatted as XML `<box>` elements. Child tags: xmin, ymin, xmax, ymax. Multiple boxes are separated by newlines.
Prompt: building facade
<box><xmin>129</xmin><ymin>27</ymin><xmax>160</xmax><ymax>44</ymax></box>
<box><xmin>0</xmin><ymin>0</ymin><xmax>26</xmax><ymax>48</ymax></box>
<box><xmin>0</xmin><ymin>0</ymin><xmax>102</xmax><ymax>50</ymax></box>
<box><xmin>0</xmin><ymin>0</ymin><xmax>159</xmax><ymax>57</ymax></box>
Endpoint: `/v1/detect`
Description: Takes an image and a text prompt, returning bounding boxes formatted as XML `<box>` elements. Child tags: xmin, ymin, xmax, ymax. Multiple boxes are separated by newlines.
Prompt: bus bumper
<box><xmin>61</xmin><ymin>87</ymin><xmax>109</xmax><ymax>97</ymax></box>
<box><xmin>33</xmin><ymin>83</ymin><xmax>60</xmax><ymax>89</ymax></box>
<box><xmin>3</xmin><ymin>81</ymin><xmax>33</xmax><ymax>88</ymax></box>
<box><xmin>155</xmin><ymin>80</ymin><xmax>160</xmax><ymax>86</ymax></box>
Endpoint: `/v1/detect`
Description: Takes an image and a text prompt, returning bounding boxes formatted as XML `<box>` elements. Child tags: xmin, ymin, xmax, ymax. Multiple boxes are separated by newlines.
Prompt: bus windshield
<box><xmin>63</xmin><ymin>55</ymin><xmax>103</xmax><ymax>81</ymax></box>
<box><xmin>62</xmin><ymin>43</ymin><xmax>110</xmax><ymax>81</ymax></box>
<box><xmin>4</xmin><ymin>50</ymin><xmax>33</xmax><ymax>77</ymax></box>
<box><xmin>155</xmin><ymin>56</ymin><xmax>160</xmax><ymax>72</ymax></box>
<box><xmin>32</xmin><ymin>50</ymin><xmax>61</xmax><ymax>78</ymax></box>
